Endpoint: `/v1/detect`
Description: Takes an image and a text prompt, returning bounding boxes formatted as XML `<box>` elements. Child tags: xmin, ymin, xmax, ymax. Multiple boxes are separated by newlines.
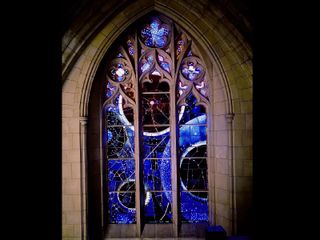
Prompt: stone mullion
<box><xmin>134</xmin><ymin>31</ymin><xmax>144</xmax><ymax>237</ymax></box>
<box><xmin>170</xmin><ymin>24</ymin><xmax>179</xmax><ymax>237</ymax></box>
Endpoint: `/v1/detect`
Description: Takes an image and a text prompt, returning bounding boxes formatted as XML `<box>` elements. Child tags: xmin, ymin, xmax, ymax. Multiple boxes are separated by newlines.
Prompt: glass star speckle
<box><xmin>141</xmin><ymin>18</ymin><xmax>169</xmax><ymax>48</ymax></box>
<box><xmin>179</xmin><ymin>93</ymin><xmax>208</xmax><ymax>223</ymax></box>
<box><xmin>104</xmin><ymin>14</ymin><xmax>209</xmax><ymax>225</ymax></box>
<box><xmin>105</xmin><ymin>94</ymin><xmax>136</xmax><ymax>224</ymax></box>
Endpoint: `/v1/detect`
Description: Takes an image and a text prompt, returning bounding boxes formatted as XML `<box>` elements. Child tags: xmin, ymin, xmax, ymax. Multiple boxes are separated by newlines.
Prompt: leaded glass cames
<box><xmin>103</xmin><ymin>15</ymin><xmax>209</xmax><ymax>224</ymax></box>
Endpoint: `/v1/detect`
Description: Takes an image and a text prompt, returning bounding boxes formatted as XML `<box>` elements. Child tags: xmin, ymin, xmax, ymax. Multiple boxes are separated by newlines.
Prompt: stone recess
<box><xmin>62</xmin><ymin>0</ymin><xmax>252</xmax><ymax>239</ymax></box>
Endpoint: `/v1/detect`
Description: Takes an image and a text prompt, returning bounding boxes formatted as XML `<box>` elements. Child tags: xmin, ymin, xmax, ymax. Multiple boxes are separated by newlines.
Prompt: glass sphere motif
<box><xmin>181</xmin><ymin>62</ymin><xmax>202</xmax><ymax>81</ymax></box>
<box><xmin>110</xmin><ymin>63</ymin><xmax>129</xmax><ymax>82</ymax></box>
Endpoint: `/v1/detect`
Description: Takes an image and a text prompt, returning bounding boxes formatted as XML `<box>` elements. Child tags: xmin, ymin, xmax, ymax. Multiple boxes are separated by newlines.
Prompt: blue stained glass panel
<box><xmin>179</xmin><ymin>94</ymin><xmax>206</xmax><ymax>124</ymax></box>
<box><xmin>144</xmin><ymin>191</ymin><xmax>172</xmax><ymax>223</ymax></box>
<box><xmin>180</xmin><ymin>157</ymin><xmax>207</xmax><ymax>191</ymax></box>
<box><xmin>179</xmin><ymin>141</ymin><xmax>208</xmax><ymax>223</ymax></box>
<box><xmin>179</xmin><ymin>125</ymin><xmax>207</xmax><ymax>153</ymax></box>
<box><xmin>142</xmin><ymin>132</ymin><xmax>170</xmax><ymax>158</ymax></box>
<box><xmin>108</xmin><ymin>192</ymin><xmax>136</xmax><ymax>223</ymax></box>
<box><xmin>180</xmin><ymin>191</ymin><xmax>208</xmax><ymax>223</ymax></box>
<box><xmin>105</xmin><ymin>14</ymin><xmax>210</xmax><ymax>225</ymax></box>
<box><xmin>160</xmin><ymin>62</ymin><xmax>170</xmax><ymax>72</ymax></box>
<box><xmin>106</xmin><ymin>126</ymin><xmax>134</xmax><ymax>158</ymax></box>
<box><xmin>179</xmin><ymin>92</ymin><xmax>208</xmax><ymax>223</ymax></box>
<box><xmin>108</xmin><ymin>159</ymin><xmax>135</xmax><ymax>191</ymax></box>
<box><xmin>105</xmin><ymin>95</ymin><xmax>134</xmax><ymax>126</ymax></box>
<box><xmin>105</xmin><ymin>94</ymin><xmax>136</xmax><ymax>224</ymax></box>
<box><xmin>144</xmin><ymin>159</ymin><xmax>171</xmax><ymax>191</ymax></box>
<box><xmin>158</xmin><ymin>54</ymin><xmax>170</xmax><ymax>72</ymax></box>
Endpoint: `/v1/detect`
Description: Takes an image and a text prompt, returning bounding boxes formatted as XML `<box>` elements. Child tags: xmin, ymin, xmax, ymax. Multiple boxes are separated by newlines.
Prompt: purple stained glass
<box><xmin>117</xmin><ymin>52</ymin><xmax>124</xmax><ymax>58</ymax></box>
<box><xmin>177</xmin><ymin>39</ymin><xmax>184</xmax><ymax>58</ymax></box>
<box><xmin>141</xmin><ymin>18</ymin><xmax>169</xmax><ymax>48</ymax></box>
<box><xmin>181</xmin><ymin>62</ymin><xmax>202</xmax><ymax>81</ymax></box>
<box><xmin>106</xmin><ymin>82</ymin><xmax>116</xmax><ymax>98</ymax></box>
<box><xmin>127</xmin><ymin>39</ymin><xmax>134</xmax><ymax>56</ymax></box>
<box><xmin>158</xmin><ymin>55</ymin><xmax>170</xmax><ymax>72</ymax></box>
<box><xmin>160</xmin><ymin>62</ymin><xmax>170</xmax><ymax>72</ymax></box>
<box><xmin>196</xmin><ymin>81</ymin><xmax>207</xmax><ymax>97</ymax></box>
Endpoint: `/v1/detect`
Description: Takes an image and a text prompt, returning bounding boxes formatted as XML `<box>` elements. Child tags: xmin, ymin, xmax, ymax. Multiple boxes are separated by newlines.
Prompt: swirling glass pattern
<box><xmin>179</xmin><ymin>94</ymin><xmax>208</xmax><ymax>223</ymax></box>
<box><xmin>104</xmin><ymin>14</ymin><xmax>208</xmax><ymax>225</ymax></box>
<box><xmin>105</xmin><ymin>95</ymin><xmax>136</xmax><ymax>223</ymax></box>
<box><xmin>142</xmin><ymin>70</ymin><xmax>172</xmax><ymax>223</ymax></box>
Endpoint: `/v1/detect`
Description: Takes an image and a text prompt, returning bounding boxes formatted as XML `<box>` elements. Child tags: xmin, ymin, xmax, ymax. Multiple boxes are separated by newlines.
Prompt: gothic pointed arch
<box><xmin>96</xmin><ymin>12</ymin><xmax>212</xmax><ymax>237</ymax></box>
<box><xmin>62</xmin><ymin>1</ymin><xmax>252</xmax><ymax>239</ymax></box>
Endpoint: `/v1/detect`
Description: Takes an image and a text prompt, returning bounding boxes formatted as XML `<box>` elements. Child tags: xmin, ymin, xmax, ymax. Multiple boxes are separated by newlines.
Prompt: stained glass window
<box><xmin>179</xmin><ymin>94</ymin><xmax>208</xmax><ymax>222</ymax></box>
<box><xmin>103</xmin><ymin>13</ymin><xmax>209</xmax><ymax>225</ymax></box>
<box><xmin>105</xmin><ymin>96</ymin><xmax>136</xmax><ymax>223</ymax></box>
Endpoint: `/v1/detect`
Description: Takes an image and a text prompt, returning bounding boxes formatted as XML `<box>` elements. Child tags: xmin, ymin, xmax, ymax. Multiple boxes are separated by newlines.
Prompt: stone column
<box><xmin>226</xmin><ymin>113</ymin><xmax>236</xmax><ymax>235</ymax></box>
<box><xmin>80</xmin><ymin>117</ymin><xmax>88</xmax><ymax>240</ymax></box>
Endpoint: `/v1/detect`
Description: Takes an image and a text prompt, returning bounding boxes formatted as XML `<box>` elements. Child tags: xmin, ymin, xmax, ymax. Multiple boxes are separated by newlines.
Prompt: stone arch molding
<box><xmin>62</xmin><ymin>1</ymin><xmax>252</xmax><ymax>238</ymax></box>
<box><xmin>63</xmin><ymin>0</ymin><xmax>253</xmax><ymax>117</ymax></box>
<box><xmin>78</xmin><ymin>8</ymin><xmax>234</xmax><ymax>117</ymax></box>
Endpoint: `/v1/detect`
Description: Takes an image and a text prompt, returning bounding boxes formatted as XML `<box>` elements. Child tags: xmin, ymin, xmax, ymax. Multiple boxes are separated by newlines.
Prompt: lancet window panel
<box><xmin>102</xmin><ymin>13</ymin><xmax>210</xmax><ymax>225</ymax></box>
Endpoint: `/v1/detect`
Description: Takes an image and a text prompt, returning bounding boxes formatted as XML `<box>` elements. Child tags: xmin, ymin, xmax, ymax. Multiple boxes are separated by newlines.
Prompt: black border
<box><xmin>3</xmin><ymin>1</ymin><xmax>61</xmax><ymax>239</ymax></box>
